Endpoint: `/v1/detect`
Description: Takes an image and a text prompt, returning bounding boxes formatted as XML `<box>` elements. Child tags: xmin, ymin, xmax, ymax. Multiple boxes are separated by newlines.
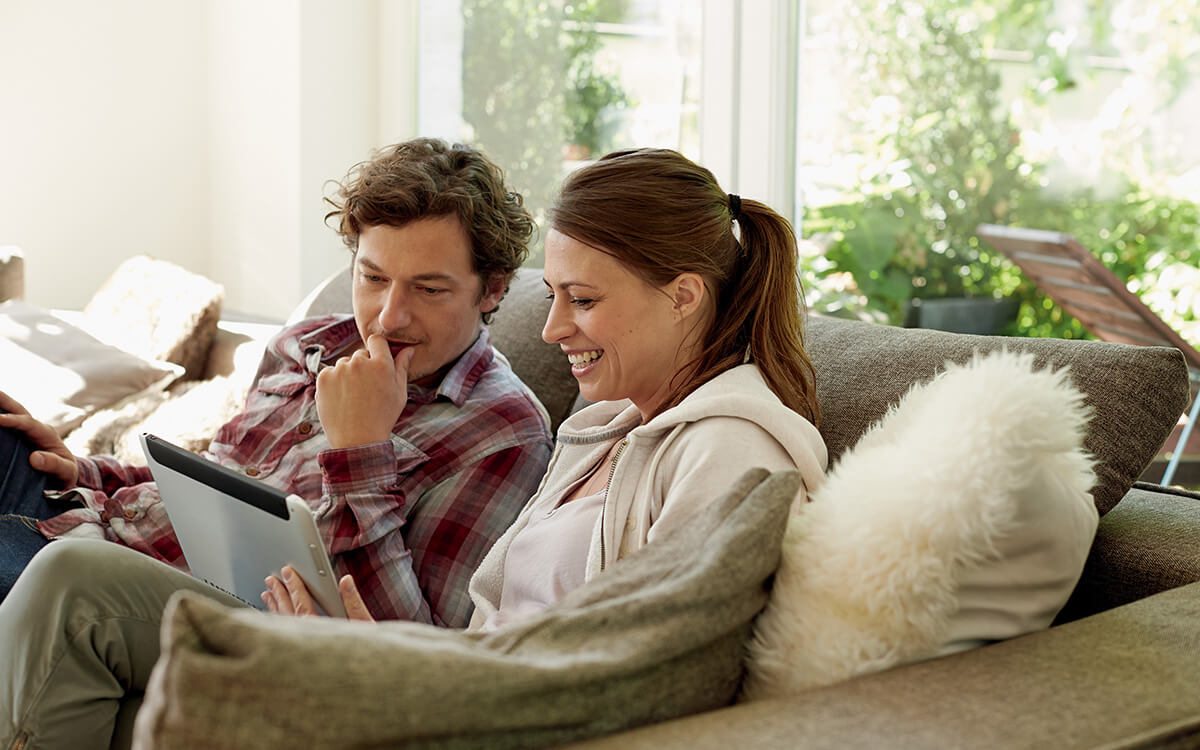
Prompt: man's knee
<box><xmin>10</xmin><ymin>540</ymin><xmax>128</xmax><ymax>615</ymax></box>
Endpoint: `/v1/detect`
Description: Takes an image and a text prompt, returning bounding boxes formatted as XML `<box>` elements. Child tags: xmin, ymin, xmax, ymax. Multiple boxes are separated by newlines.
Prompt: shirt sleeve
<box><xmin>74</xmin><ymin>454</ymin><xmax>154</xmax><ymax>494</ymax></box>
<box><xmin>319</xmin><ymin>436</ymin><xmax>552</xmax><ymax>627</ymax></box>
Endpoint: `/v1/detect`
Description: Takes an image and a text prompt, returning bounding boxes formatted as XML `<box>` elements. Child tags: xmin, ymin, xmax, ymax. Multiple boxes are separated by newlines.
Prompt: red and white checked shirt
<box><xmin>37</xmin><ymin>315</ymin><xmax>553</xmax><ymax>627</ymax></box>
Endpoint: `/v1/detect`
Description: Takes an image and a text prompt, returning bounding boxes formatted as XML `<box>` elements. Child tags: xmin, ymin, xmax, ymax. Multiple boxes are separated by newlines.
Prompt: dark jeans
<box><xmin>0</xmin><ymin>427</ymin><xmax>71</xmax><ymax>602</ymax></box>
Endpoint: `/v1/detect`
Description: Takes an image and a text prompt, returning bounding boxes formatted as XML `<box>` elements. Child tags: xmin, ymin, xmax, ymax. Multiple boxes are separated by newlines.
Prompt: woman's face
<box><xmin>541</xmin><ymin>229</ymin><xmax>704</xmax><ymax>419</ymax></box>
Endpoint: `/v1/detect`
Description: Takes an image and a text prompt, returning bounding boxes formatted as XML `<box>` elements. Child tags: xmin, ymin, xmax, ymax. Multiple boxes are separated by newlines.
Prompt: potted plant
<box><xmin>804</xmin><ymin>1</ymin><xmax>1033</xmax><ymax>334</ymax></box>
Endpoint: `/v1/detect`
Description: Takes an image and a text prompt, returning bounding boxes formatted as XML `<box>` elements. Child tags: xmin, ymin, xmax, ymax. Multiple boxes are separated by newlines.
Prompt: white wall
<box><xmin>0</xmin><ymin>0</ymin><xmax>209</xmax><ymax>310</ymax></box>
<box><xmin>0</xmin><ymin>0</ymin><xmax>418</xmax><ymax>320</ymax></box>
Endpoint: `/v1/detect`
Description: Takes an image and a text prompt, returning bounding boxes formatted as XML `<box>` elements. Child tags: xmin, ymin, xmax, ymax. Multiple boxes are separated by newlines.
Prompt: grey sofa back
<box><xmin>805</xmin><ymin>314</ymin><xmax>1189</xmax><ymax>515</ymax></box>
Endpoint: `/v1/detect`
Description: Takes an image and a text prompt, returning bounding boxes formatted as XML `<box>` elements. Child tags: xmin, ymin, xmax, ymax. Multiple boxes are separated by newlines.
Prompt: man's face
<box><xmin>352</xmin><ymin>216</ymin><xmax>503</xmax><ymax>385</ymax></box>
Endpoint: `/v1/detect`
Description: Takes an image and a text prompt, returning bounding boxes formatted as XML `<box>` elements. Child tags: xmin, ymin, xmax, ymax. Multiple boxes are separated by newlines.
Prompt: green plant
<box><xmin>803</xmin><ymin>1</ymin><xmax>1038</xmax><ymax>326</ymax></box>
<box><xmin>462</xmin><ymin>0</ymin><xmax>633</xmax><ymax>259</ymax></box>
<box><xmin>803</xmin><ymin>0</ymin><xmax>1200</xmax><ymax>339</ymax></box>
<box><xmin>563</xmin><ymin>1</ymin><xmax>630</xmax><ymax>156</ymax></box>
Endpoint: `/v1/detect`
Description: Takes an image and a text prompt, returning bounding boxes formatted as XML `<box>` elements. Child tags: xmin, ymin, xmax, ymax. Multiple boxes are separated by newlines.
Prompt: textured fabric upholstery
<box><xmin>1057</xmin><ymin>483</ymin><xmax>1200</xmax><ymax>623</ymax></box>
<box><xmin>80</xmin><ymin>255</ymin><xmax>224</xmax><ymax>382</ymax></box>
<box><xmin>566</xmin><ymin>580</ymin><xmax>1200</xmax><ymax>750</ymax></box>
<box><xmin>805</xmin><ymin>314</ymin><xmax>1190</xmax><ymax>514</ymax></box>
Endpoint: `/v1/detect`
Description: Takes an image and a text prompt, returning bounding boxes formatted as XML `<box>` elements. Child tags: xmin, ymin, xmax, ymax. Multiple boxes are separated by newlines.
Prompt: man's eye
<box><xmin>417</xmin><ymin>286</ymin><xmax>447</xmax><ymax>295</ymax></box>
<box><xmin>360</xmin><ymin>272</ymin><xmax>386</xmax><ymax>284</ymax></box>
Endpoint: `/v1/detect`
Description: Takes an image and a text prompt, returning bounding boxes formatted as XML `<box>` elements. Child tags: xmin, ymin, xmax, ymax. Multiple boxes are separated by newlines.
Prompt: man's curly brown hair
<box><xmin>324</xmin><ymin>138</ymin><xmax>534</xmax><ymax>323</ymax></box>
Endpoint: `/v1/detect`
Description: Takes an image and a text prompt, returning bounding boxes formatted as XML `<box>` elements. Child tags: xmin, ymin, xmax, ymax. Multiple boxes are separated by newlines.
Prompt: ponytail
<box><xmin>705</xmin><ymin>199</ymin><xmax>821</xmax><ymax>425</ymax></box>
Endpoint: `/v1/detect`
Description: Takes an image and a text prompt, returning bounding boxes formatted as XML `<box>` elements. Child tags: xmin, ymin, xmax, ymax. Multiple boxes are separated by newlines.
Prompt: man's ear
<box><xmin>669</xmin><ymin>272</ymin><xmax>707</xmax><ymax>321</ymax></box>
<box><xmin>479</xmin><ymin>273</ymin><xmax>506</xmax><ymax>314</ymax></box>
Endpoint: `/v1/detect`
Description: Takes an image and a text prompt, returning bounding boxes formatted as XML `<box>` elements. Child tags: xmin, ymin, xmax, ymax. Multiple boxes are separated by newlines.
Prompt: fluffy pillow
<box><xmin>133</xmin><ymin>469</ymin><xmax>800</xmax><ymax>750</ymax></box>
<box><xmin>742</xmin><ymin>349</ymin><xmax>1098</xmax><ymax>699</ymax></box>
<box><xmin>0</xmin><ymin>300</ymin><xmax>183</xmax><ymax>435</ymax></box>
<box><xmin>79</xmin><ymin>255</ymin><xmax>224</xmax><ymax>381</ymax></box>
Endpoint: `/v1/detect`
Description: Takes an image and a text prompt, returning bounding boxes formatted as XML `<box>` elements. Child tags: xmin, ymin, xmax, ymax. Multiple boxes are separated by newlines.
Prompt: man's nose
<box><xmin>380</xmin><ymin>287</ymin><xmax>414</xmax><ymax>331</ymax></box>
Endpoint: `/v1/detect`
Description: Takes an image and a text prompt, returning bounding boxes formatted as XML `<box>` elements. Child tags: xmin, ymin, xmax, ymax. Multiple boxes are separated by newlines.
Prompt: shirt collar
<box><xmin>298</xmin><ymin>315</ymin><xmax>494</xmax><ymax>408</ymax></box>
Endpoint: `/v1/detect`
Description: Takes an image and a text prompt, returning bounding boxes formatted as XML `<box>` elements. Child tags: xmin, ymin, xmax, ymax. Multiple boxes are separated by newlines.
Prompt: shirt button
<box><xmin>246</xmin><ymin>467</ymin><xmax>260</xmax><ymax>477</ymax></box>
<box><xmin>123</xmin><ymin>508</ymin><xmax>137</xmax><ymax>519</ymax></box>
<box><xmin>298</xmin><ymin>422</ymin><xmax>313</xmax><ymax>435</ymax></box>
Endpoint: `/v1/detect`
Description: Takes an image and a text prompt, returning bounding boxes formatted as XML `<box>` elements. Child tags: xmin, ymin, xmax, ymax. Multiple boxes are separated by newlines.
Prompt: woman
<box><xmin>0</xmin><ymin>148</ymin><xmax>827</xmax><ymax>748</ymax></box>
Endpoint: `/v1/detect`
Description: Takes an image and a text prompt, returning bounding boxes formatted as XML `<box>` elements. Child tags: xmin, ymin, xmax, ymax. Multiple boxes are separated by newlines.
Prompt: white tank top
<box><xmin>479</xmin><ymin>489</ymin><xmax>605</xmax><ymax>631</ymax></box>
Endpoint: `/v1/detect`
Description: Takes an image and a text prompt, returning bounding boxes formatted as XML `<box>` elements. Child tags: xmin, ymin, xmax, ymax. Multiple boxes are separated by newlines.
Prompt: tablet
<box><xmin>140</xmin><ymin>432</ymin><xmax>347</xmax><ymax>617</ymax></box>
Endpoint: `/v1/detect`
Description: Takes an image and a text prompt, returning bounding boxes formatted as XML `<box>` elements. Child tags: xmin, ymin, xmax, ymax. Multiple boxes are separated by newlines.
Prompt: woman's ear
<box><xmin>669</xmin><ymin>273</ymin><xmax>707</xmax><ymax>321</ymax></box>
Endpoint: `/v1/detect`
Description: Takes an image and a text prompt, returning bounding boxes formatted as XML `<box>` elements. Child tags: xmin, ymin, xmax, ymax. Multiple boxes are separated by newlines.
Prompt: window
<box><xmin>415</xmin><ymin>0</ymin><xmax>802</xmax><ymax>263</ymax></box>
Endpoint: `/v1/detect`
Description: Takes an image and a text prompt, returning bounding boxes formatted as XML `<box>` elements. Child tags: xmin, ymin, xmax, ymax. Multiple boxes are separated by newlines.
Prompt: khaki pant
<box><xmin>0</xmin><ymin>539</ymin><xmax>244</xmax><ymax>750</ymax></box>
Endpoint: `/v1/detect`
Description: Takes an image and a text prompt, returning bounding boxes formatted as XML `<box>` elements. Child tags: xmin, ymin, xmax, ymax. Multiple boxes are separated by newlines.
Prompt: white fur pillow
<box><xmin>742</xmin><ymin>349</ymin><xmax>1099</xmax><ymax>699</ymax></box>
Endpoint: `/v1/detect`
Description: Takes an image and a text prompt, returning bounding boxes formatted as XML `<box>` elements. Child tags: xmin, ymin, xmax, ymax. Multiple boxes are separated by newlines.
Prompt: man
<box><xmin>0</xmin><ymin>137</ymin><xmax>553</xmax><ymax>626</ymax></box>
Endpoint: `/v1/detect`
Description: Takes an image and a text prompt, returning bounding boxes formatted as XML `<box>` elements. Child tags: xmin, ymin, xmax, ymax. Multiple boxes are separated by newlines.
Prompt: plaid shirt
<box><xmin>38</xmin><ymin>316</ymin><xmax>552</xmax><ymax>627</ymax></box>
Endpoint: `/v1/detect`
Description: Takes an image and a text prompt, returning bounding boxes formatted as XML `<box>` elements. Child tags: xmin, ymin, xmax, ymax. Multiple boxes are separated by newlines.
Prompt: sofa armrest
<box><xmin>1055</xmin><ymin>482</ymin><xmax>1200</xmax><ymax>624</ymax></box>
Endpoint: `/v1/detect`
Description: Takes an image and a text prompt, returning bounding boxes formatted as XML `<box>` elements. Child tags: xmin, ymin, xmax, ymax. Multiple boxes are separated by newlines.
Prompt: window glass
<box><xmin>797</xmin><ymin>0</ymin><xmax>1200</xmax><ymax>344</ymax></box>
<box><xmin>420</xmin><ymin>0</ymin><xmax>702</xmax><ymax>263</ymax></box>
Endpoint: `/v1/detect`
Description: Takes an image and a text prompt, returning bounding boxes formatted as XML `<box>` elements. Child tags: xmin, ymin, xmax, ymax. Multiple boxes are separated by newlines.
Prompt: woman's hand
<box><xmin>0</xmin><ymin>391</ymin><xmax>79</xmax><ymax>488</ymax></box>
<box><xmin>262</xmin><ymin>565</ymin><xmax>375</xmax><ymax>622</ymax></box>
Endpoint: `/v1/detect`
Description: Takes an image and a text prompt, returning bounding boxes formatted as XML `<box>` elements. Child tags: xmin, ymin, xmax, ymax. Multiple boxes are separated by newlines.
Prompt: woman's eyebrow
<box><xmin>543</xmin><ymin>279</ymin><xmax>599</xmax><ymax>291</ymax></box>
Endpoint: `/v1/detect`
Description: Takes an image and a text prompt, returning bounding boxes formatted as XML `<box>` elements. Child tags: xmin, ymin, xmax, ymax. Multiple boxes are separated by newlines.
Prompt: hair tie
<box><xmin>728</xmin><ymin>193</ymin><xmax>742</xmax><ymax>222</ymax></box>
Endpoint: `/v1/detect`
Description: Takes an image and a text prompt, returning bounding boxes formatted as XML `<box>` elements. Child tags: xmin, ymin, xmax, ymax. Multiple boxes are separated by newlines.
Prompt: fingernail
<box><xmin>282</xmin><ymin>567</ymin><xmax>294</xmax><ymax>580</ymax></box>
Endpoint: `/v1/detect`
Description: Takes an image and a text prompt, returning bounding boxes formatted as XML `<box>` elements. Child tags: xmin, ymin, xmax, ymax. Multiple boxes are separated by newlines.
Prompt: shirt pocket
<box><xmin>212</xmin><ymin>371</ymin><xmax>312</xmax><ymax>452</ymax></box>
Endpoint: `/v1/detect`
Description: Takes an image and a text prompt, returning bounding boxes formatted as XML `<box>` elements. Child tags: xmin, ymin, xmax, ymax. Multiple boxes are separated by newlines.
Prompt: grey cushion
<box><xmin>805</xmin><ymin>315</ymin><xmax>1191</xmax><ymax>515</ymax></box>
<box><xmin>292</xmin><ymin>266</ymin><xmax>579</xmax><ymax>432</ymax></box>
<box><xmin>132</xmin><ymin>468</ymin><xmax>800</xmax><ymax>750</ymax></box>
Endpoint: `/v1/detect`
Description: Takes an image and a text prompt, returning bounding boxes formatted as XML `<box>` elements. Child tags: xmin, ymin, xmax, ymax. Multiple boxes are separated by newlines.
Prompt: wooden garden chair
<box><xmin>977</xmin><ymin>223</ymin><xmax>1200</xmax><ymax>486</ymax></box>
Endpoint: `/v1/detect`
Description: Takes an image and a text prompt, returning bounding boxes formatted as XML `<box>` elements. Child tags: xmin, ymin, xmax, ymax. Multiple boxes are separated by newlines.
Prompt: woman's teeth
<box><xmin>568</xmin><ymin>350</ymin><xmax>602</xmax><ymax>366</ymax></box>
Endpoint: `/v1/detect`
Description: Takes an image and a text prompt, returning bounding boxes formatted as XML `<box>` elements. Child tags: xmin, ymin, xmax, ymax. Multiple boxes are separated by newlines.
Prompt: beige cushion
<box><xmin>743</xmin><ymin>350</ymin><xmax>1098</xmax><ymax>698</ymax></box>
<box><xmin>80</xmin><ymin>255</ymin><xmax>224</xmax><ymax>381</ymax></box>
<box><xmin>133</xmin><ymin>468</ymin><xmax>800</xmax><ymax>750</ymax></box>
<box><xmin>0</xmin><ymin>300</ymin><xmax>182</xmax><ymax>435</ymax></box>
<box><xmin>805</xmin><ymin>315</ymin><xmax>1190</xmax><ymax>514</ymax></box>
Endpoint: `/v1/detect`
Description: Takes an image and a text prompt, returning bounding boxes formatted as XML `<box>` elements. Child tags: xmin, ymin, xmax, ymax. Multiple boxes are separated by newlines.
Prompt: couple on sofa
<box><xmin>0</xmin><ymin>138</ymin><xmax>839</xmax><ymax>747</ymax></box>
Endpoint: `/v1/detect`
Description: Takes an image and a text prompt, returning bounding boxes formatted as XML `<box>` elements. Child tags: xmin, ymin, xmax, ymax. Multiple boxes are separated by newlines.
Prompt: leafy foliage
<box><xmin>802</xmin><ymin>0</ymin><xmax>1200</xmax><ymax>341</ymax></box>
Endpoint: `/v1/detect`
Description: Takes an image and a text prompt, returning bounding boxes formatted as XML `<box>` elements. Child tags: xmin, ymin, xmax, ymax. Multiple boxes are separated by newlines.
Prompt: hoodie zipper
<box><xmin>599</xmin><ymin>438</ymin><xmax>628</xmax><ymax>572</ymax></box>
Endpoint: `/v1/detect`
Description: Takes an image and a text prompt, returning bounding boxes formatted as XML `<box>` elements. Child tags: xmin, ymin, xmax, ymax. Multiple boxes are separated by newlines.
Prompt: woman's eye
<box><xmin>570</xmin><ymin>298</ymin><xmax>594</xmax><ymax>308</ymax></box>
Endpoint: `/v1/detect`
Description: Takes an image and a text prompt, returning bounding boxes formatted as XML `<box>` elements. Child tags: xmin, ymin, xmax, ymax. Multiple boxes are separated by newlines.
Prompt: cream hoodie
<box><xmin>468</xmin><ymin>364</ymin><xmax>827</xmax><ymax>630</ymax></box>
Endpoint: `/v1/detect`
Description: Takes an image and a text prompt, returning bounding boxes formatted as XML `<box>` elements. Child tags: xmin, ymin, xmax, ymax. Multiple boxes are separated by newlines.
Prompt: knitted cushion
<box><xmin>80</xmin><ymin>255</ymin><xmax>224</xmax><ymax>381</ymax></box>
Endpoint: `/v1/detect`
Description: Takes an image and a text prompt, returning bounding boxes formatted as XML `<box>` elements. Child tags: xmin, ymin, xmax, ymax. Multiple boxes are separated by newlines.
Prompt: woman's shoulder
<box><xmin>644</xmin><ymin>364</ymin><xmax>828</xmax><ymax>470</ymax></box>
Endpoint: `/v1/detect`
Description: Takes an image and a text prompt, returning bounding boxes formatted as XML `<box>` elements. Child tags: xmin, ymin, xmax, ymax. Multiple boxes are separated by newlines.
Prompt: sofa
<box><xmin>5</xmin><ymin>256</ymin><xmax>1199</xmax><ymax>748</ymax></box>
